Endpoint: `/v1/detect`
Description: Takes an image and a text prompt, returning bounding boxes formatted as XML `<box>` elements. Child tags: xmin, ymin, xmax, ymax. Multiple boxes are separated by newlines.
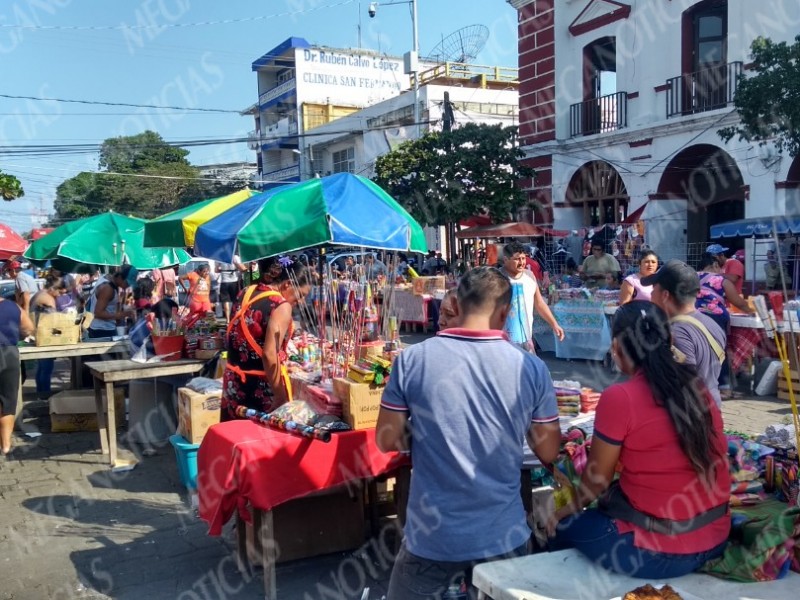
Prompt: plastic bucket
<box><xmin>151</xmin><ymin>334</ymin><xmax>184</xmax><ymax>361</ymax></box>
<box><xmin>169</xmin><ymin>434</ymin><xmax>200</xmax><ymax>489</ymax></box>
<box><xmin>768</xmin><ymin>291</ymin><xmax>784</xmax><ymax>316</ymax></box>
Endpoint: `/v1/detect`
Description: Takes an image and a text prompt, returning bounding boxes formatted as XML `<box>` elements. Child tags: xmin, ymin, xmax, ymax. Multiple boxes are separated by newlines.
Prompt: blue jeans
<box><xmin>35</xmin><ymin>359</ymin><xmax>54</xmax><ymax>396</ymax></box>
<box><xmin>549</xmin><ymin>509</ymin><xmax>726</xmax><ymax>579</ymax></box>
<box><xmin>387</xmin><ymin>541</ymin><xmax>529</xmax><ymax>600</ymax></box>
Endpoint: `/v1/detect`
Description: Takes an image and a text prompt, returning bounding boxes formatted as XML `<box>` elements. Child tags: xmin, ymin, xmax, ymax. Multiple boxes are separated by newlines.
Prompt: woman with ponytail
<box><xmin>221</xmin><ymin>258</ymin><xmax>311</xmax><ymax>421</ymax></box>
<box><xmin>547</xmin><ymin>301</ymin><xmax>730</xmax><ymax>578</ymax></box>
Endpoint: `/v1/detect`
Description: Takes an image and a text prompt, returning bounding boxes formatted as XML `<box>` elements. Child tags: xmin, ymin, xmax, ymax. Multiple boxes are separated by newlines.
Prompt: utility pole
<box><xmin>369</xmin><ymin>1</ymin><xmax>420</xmax><ymax>136</ymax></box>
<box><xmin>442</xmin><ymin>91</ymin><xmax>454</xmax><ymax>132</ymax></box>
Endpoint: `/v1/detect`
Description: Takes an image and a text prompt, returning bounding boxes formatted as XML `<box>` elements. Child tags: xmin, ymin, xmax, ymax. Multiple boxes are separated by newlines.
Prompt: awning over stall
<box><xmin>456</xmin><ymin>222</ymin><xmax>568</xmax><ymax>239</ymax></box>
<box><xmin>710</xmin><ymin>215</ymin><xmax>800</xmax><ymax>238</ymax></box>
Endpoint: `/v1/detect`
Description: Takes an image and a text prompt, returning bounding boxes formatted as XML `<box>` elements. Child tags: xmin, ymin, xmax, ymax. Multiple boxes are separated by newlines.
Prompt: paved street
<box><xmin>0</xmin><ymin>342</ymin><xmax>793</xmax><ymax>600</ymax></box>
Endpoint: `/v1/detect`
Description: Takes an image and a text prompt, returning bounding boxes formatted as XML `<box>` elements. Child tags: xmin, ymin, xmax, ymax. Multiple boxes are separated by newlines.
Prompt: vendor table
<box><xmin>551</xmin><ymin>298</ymin><xmax>613</xmax><ymax>361</ymax></box>
<box><xmin>16</xmin><ymin>340</ymin><xmax>130</xmax><ymax>426</ymax></box>
<box><xmin>390</xmin><ymin>288</ymin><xmax>432</xmax><ymax>331</ymax></box>
<box><xmin>197</xmin><ymin>420</ymin><xmax>410</xmax><ymax>599</ymax></box>
<box><xmin>472</xmin><ymin>548</ymin><xmax>800</xmax><ymax>600</ymax></box>
<box><xmin>727</xmin><ymin>314</ymin><xmax>782</xmax><ymax>392</ymax></box>
<box><xmin>85</xmin><ymin>359</ymin><xmax>205</xmax><ymax>468</ymax></box>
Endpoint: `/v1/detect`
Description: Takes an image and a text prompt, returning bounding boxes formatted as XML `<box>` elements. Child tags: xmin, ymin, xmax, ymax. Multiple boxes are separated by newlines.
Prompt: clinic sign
<box><xmin>296</xmin><ymin>48</ymin><xmax>410</xmax><ymax>104</ymax></box>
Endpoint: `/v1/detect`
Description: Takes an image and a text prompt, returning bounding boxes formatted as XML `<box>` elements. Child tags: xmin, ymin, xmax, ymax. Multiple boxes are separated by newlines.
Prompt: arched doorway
<box><xmin>787</xmin><ymin>155</ymin><xmax>800</xmax><ymax>185</ymax></box>
<box><xmin>657</xmin><ymin>144</ymin><xmax>745</xmax><ymax>248</ymax></box>
<box><xmin>566</xmin><ymin>161</ymin><xmax>629</xmax><ymax>225</ymax></box>
<box><xmin>784</xmin><ymin>155</ymin><xmax>800</xmax><ymax>214</ymax></box>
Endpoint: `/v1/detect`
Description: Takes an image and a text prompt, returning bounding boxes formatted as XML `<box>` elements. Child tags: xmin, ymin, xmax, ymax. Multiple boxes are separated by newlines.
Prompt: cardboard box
<box><xmin>244</xmin><ymin>486</ymin><xmax>365</xmax><ymax>564</ymax></box>
<box><xmin>177</xmin><ymin>387</ymin><xmax>221</xmax><ymax>444</ymax></box>
<box><xmin>412</xmin><ymin>276</ymin><xmax>446</xmax><ymax>296</ymax></box>
<box><xmin>35</xmin><ymin>312</ymin><xmax>82</xmax><ymax>347</ymax></box>
<box><xmin>332</xmin><ymin>377</ymin><xmax>383</xmax><ymax>430</ymax></box>
<box><xmin>50</xmin><ymin>389</ymin><xmax>125</xmax><ymax>433</ymax></box>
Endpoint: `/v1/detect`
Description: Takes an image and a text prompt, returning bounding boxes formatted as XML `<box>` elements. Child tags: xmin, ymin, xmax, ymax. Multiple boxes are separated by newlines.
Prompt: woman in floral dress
<box><xmin>221</xmin><ymin>258</ymin><xmax>311</xmax><ymax>421</ymax></box>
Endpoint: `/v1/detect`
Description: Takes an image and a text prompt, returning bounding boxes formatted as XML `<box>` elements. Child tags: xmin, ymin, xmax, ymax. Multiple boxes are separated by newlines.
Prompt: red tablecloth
<box><xmin>197</xmin><ymin>420</ymin><xmax>408</xmax><ymax>535</ymax></box>
<box><xmin>728</xmin><ymin>327</ymin><xmax>778</xmax><ymax>372</ymax></box>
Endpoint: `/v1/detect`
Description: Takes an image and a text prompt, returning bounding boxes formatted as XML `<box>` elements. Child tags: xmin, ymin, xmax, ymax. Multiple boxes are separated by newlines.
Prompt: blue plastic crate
<box><xmin>169</xmin><ymin>434</ymin><xmax>200</xmax><ymax>489</ymax></box>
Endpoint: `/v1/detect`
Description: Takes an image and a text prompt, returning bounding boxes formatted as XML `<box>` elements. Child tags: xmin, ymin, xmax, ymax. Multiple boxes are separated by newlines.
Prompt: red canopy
<box><xmin>459</xmin><ymin>215</ymin><xmax>493</xmax><ymax>228</ymax></box>
<box><xmin>30</xmin><ymin>227</ymin><xmax>54</xmax><ymax>240</ymax></box>
<box><xmin>456</xmin><ymin>222</ymin><xmax>567</xmax><ymax>239</ymax></box>
<box><xmin>622</xmin><ymin>203</ymin><xmax>647</xmax><ymax>225</ymax></box>
<box><xmin>0</xmin><ymin>223</ymin><xmax>28</xmax><ymax>261</ymax></box>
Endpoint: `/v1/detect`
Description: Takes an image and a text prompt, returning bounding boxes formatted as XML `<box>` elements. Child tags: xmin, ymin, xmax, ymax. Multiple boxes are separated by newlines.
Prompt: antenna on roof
<box><xmin>425</xmin><ymin>25</ymin><xmax>489</xmax><ymax>64</ymax></box>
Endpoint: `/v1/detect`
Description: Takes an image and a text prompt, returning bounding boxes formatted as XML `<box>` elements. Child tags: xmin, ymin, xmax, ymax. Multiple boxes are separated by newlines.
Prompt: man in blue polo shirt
<box><xmin>377</xmin><ymin>266</ymin><xmax>561</xmax><ymax>599</ymax></box>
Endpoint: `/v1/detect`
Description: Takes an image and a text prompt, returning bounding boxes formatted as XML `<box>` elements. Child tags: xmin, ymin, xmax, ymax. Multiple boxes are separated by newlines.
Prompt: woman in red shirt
<box><xmin>548</xmin><ymin>301</ymin><xmax>730</xmax><ymax>578</ymax></box>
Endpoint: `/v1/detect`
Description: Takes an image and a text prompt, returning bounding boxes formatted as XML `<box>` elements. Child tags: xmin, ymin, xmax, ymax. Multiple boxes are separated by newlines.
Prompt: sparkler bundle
<box><xmin>286</xmin><ymin>255</ymin><xmax>402</xmax><ymax>383</ymax></box>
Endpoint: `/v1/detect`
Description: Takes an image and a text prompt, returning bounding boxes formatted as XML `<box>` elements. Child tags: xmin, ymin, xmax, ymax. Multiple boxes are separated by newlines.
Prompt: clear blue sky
<box><xmin>0</xmin><ymin>0</ymin><xmax>518</xmax><ymax>234</ymax></box>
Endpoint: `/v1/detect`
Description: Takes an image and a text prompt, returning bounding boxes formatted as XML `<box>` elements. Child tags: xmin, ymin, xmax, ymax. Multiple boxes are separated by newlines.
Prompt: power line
<box><xmin>0</xmin><ymin>1</ymin><xmax>356</xmax><ymax>30</ymax></box>
<box><xmin>0</xmin><ymin>93</ymin><xmax>241</xmax><ymax>113</ymax></box>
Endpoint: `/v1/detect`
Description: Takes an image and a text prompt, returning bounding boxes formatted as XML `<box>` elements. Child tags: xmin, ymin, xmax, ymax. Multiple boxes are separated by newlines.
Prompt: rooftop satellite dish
<box><xmin>426</xmin><ymin>25</ymin><xmax>489</xmax><ymax>64</ymax></box>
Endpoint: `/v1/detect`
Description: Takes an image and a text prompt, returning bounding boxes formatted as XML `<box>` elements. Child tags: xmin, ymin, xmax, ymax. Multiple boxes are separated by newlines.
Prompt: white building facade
<box><xmin>508</xmin><ymin>0</ymin><xmax>800</xmax><ymax>263</ymax></box>
<box><xmin>246</xmin><ymin>37</ymin><xmax>418</xmax><ymax>189</ymax></box>
<box><xmin>302</xmin><ymin>65</ymin><xmax>519</xmax><ymax>253</ymax></box>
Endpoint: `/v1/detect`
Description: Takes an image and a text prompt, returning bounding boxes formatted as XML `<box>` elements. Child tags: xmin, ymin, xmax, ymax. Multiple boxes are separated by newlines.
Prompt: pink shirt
<box><xmin>623</xmin><ymin>273</ymin><xmax>652</xmax><ymax>302</ymax></box>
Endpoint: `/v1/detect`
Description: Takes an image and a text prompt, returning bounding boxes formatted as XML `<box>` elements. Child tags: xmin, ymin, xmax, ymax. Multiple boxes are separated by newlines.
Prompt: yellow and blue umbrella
<box><xmin>143</xmin><ymin>188</ymin><xmax>255</xmax><ymax>248</ymax></box>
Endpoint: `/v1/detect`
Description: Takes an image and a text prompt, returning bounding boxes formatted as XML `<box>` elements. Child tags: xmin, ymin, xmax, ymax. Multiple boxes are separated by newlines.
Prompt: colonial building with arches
<box><xmin>508</xmin><ymin>0</ymin><xmax>800</xmax><ymax>263</ymax></box>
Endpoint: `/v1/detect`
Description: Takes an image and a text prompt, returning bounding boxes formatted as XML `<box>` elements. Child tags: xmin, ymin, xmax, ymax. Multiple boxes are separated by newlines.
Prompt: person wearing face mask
<box><xmin>221</xmin><ymin>258</ymin><xmax>312</xmax><ymax>421</ymax></box>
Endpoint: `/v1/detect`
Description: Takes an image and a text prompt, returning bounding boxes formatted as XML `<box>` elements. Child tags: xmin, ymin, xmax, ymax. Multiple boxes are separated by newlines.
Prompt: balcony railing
<box><xmin>666</xmin><ymin>61</ymin><xmax>743</xmax><ymax>118</ymax></box>
<box><xmin>569</xmin><ymin>92</ymin><xmax>628</xmax><ymax>137</ymax></box>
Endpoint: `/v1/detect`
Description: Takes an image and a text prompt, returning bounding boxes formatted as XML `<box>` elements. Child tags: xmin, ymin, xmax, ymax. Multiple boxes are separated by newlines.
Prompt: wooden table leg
<box><xmin>257</xmin><ymin>509</ymin><xmax>277</xmax><ymax>600</ymax></box>
<box><xmin>394</xmin><ymin>465</ymin><xmax>411</xmax><ymax>529</ymax></box>
<box><xmin>105</xmin><ymin>381</ymin><xmax>118</xmax><ymax>467</ymax></box>
<box><xmin>71</xmin><ymin>357</ymin><xmax>83</xmax><ymax>390</ymax></box>
<box><xmin>93</xmin><ymin>376</ymin><xmax>109</xmax><ymax>456</ymax></box>
<box><xmin>367</xmin><ymin>479</ymin><xmax>380</xmax><ymax>537</ymax></box>
<box><xmin>14</xmin><ymin>367</ymin><xmax>24</xmax><ymax>429</ymax></box>
<box><xmin>235</xmin><ymin>511</ymin><xmax>248</xmax><ymax>574</ymax></box>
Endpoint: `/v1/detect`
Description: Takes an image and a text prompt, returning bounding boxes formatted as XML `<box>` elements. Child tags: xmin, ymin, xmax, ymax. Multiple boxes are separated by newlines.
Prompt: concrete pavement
<box><xmin>0</xmin><ymin>346</ymin><xmax>794</xmax><ymax>599</ymax></box>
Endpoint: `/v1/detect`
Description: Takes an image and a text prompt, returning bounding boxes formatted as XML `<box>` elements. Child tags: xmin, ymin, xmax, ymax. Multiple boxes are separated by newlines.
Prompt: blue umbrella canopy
<box><xmin>193</xmin><ymin>173</ymin><xmax>428</xmax><ymax>262</ymax></box>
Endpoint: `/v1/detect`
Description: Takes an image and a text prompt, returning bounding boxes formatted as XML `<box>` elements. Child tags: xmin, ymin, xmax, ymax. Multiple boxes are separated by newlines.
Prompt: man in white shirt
<box><xmin>501</xmin><ymin>242</ymin><xmax>564</xmax><ymax>351</ymax></box>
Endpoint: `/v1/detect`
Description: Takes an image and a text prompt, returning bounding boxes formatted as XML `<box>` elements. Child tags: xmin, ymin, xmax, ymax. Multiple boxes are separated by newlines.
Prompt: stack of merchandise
<box><xmin>556</xmin><ymin>288</ymin><xmax>592</xmax><ymax>301</ymax></box>
<box><xmin>580</xmin><ymin>388</ymin><xmax>601</xmax><ymax>413</ymax></box>
<box><xmin>553</xmin><ymin>380</ymin><xmax>581</xmax><ymax>417</ymax></box>
<box><xmin>758</xmin><ymin>424</ymin><xmax>799</xmax><ymax>506</ymax></box>
<box><xmin>593</xmin><ymin>289</ymin><xmax>620</xmax><ymax>306</ymax></box>
<box><xmin>183</xmin><ymin>313</ymin><xmax>225</xmax><ymax>359</ymax></box>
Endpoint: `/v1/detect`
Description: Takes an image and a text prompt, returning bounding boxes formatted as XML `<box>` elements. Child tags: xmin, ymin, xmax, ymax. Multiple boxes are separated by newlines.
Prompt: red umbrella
<box><xmin>0</xmin><ymin>223</ymin><xmax>28</xmax><ymax>261</ymax></box>
<box><xmin>30</xmin><ymin>227</ymin><xmax>53</xmax><ymax>240</ymax></box>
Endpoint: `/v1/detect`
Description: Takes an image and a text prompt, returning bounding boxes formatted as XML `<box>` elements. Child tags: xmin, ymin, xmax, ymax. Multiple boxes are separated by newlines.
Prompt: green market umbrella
<box><xmin>193</xmin><ymin>173</ymin><xmax>428</xmax><ymax>262</ymax></box>
<box><xmin>143</xmin><ymin>188</ymin><xmax>255</xmax><ymax>248</ymax></box>
<box><xmin>24</xmin><ymin>212</ymin><xmax>191</xmax><ymax>269</ymax></box>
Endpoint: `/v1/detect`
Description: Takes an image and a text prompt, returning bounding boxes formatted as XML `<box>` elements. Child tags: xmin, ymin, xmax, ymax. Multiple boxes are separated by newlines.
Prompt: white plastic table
<box><xmin>472</xmin><ymin>549</ymin><xmax>800</xmax><ymax>600</ymax></box>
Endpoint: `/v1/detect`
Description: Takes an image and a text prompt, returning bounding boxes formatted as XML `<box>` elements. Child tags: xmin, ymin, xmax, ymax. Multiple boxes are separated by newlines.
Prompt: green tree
<box><xmin>373</xmin><ymin>123</ymin><xmax>535</xmax><ymax>227</ymax></box>
<box><xmin>719</xmin><ymin>35</ymin><xmax>800</xmax><ymax>157</ymax></box>
<box><xmin>0</xmin><ymin>170</ymin><xmax>24</xmax><ymax>201</ymax></box>
<box><xmin>52</xmin><ymin>130</ymin><xmax>200</xmax><ymax>223</ymax></box>
<box><xmin>53</xmin><ymin>172</ymin><xmax>98</xmax><ymax>223</ymax></box>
